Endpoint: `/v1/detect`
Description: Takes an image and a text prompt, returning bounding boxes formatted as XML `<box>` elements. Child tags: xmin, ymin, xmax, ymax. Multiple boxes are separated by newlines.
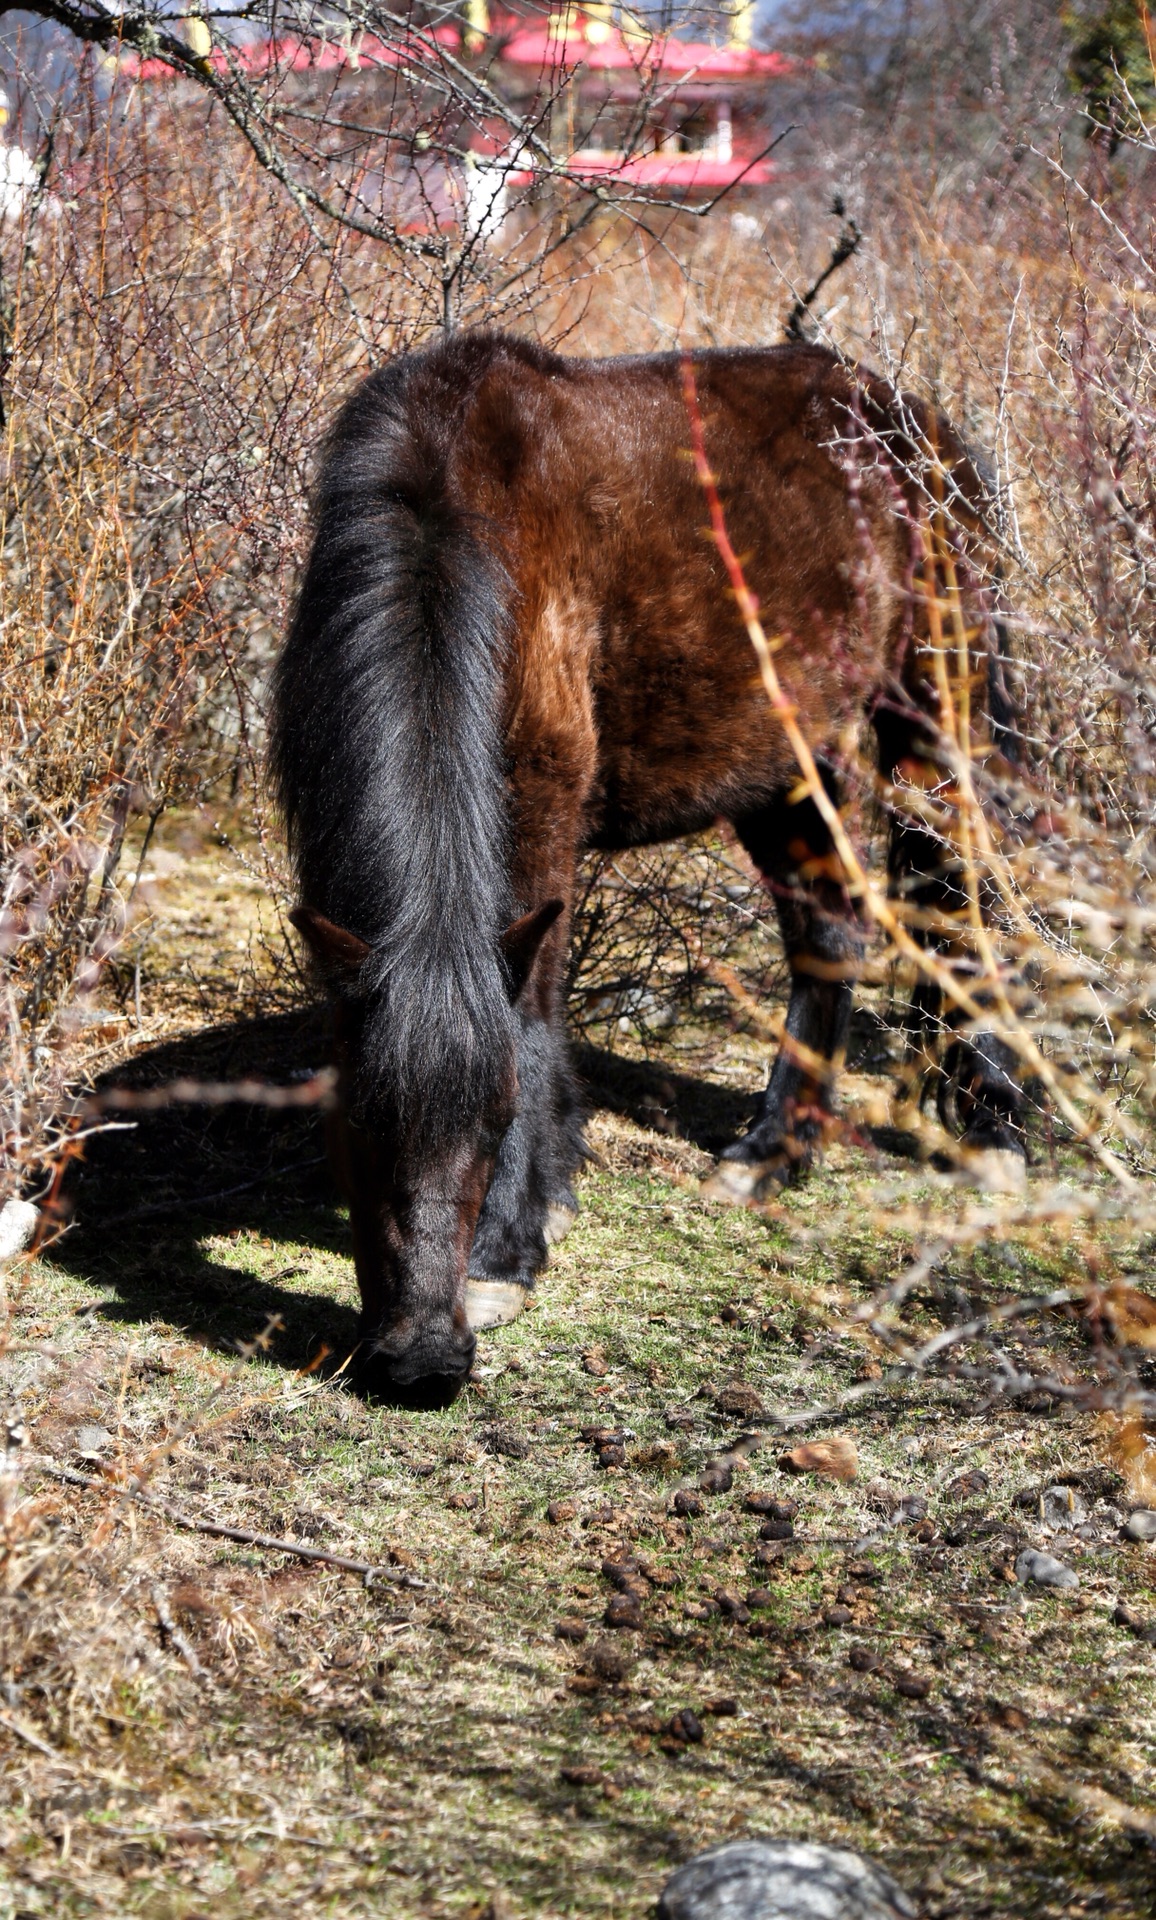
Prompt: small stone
<box><xmin>74</xmin><ymin>1425</ymin><xmax>114</xmax><ymax>1457</ymax></box>
<box><xmin>699</xmin><ymin>1462</ymin><xmax>734</xmax><ymax>1496</ymax></box>
<box><xmin>1015</xmin><ymin>1548</ymin><xmax>1079</xmax><ymax>1590</ymax></box>
<box><xmin>894</xmin><ymin>1672</ymin><xmax>932</xmax><ymax>1700</ymax></box>
<box><xmin>0</xmin><ymin>1198</ymin><xmax>39</xmax><ymax>1262</ymax></box>
<box><xmin>1123</xmin><ymin>1509</ymin><xmax>1156</xmax><ymax>1542</ymax></box>
<box><xmin>759</xmin><ymin>1517</ymin><xmax>795</xmax><ymax>1542</ymax></box>
<box><xmin>945</xmin><ymin>1468</ymin><xmax>990</xmax><ymax>1501</ymax></box>
<box><xmin>746</xmin><ymin>1587</ymin><xmax>774</xmax><ymax>1610</ymax></box>
<box><xmin>604</xmin><ymin>1593</ymin><xmax>643</xmax><ymax>1629</ymax></box>
<box><xmin>672</xmin><ymin>1489</ymin><xmax>704</xmax><ymax>1518</ymax></box>
<box><xmin>823</xmin><ymin>1606</ymin><xmax>853</xmax><ymax>1629</ymax></box>
<box><xmin>715</xmin><ymin>1381</ymin><xmax>766</xmax><ymax>1420</ymax></box>
<box><xmin>547</xmin><ymin>1499</ymin><xmax>576</xmax><ymax>1525</ymax></box>
<box><xmin>588</xmin><ymin>1638</ymin><xmax>634</xmax><ymax>1683</ymax></box>
<box><xmin>446</xmin><ymin>1491</ymin><xmax>478</xmax><ymax>1510</ymax></box>
<box><xmin>560</xmin><ymin>1763</ymin><xmax>602</xmax><ymax>1787</ymax></box>
<box><xmin>848</xmin><ymin>1646</ymin><xmax>881</xmax><ymax>1673</ymax></box>
<box><xmin>599</xmin><ymin>1444</ymin><xmax>626</xmax><ymax>1470</ymax></box>
<box><xmin>666</xmin><ymin>1707</ymin><xmax>704</xmax><ymax>1744</ymax></box>
<box><xmin>656</xmin><ymin>1838</ymin><xmax>917</xmax><ymax>1920</ymax></box>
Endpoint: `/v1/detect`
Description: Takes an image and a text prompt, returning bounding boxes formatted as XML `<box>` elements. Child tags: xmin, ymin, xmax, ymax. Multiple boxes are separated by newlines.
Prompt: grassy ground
<box><xmin>3</xmin><ymin>815</ymin><xmax>1156</xmax><ymax>1919</ymax></box>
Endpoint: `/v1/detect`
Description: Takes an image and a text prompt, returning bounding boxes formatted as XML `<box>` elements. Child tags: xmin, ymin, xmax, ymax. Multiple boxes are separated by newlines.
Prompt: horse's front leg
<box><xmin>705</xmin><ymin>780</ymin><xmax>864</xmax><ymax>1203</ymax></box>
<box><xmin>466</xmin><ymin>1013</ymin><xmax>584</xmax><ymax>1328</ymax></box>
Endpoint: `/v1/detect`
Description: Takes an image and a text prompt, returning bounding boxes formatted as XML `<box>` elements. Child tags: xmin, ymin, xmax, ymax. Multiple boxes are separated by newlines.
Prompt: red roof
<box><xmin>119</xmin><ymin>20</ymin><xmax>792</xmax><ymax>85</ymax></box>
<box><xmin>507</xmin><ymin>148</ymin><xmax>774</xmax><ymax>188</ymax></box>
<box><xmin>495</xmin><ymin>23</ymin><xmax>792</xmax><ymax>80</ymax></box>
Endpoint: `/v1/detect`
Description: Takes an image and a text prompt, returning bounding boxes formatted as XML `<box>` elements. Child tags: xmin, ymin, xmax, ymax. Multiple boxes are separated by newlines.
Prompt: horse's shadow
<box><xmin>52</xmin><ymin>1008</ymin><xmax>771</xmax><ymax>1378</ymax></box>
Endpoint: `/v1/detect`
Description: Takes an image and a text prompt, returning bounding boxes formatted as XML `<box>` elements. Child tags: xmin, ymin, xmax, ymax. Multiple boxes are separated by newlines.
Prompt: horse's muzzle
<box><xmin>355</xmin><ymin>1317</ymin><xmax>477</xmax><ymax>1406</ymax></box>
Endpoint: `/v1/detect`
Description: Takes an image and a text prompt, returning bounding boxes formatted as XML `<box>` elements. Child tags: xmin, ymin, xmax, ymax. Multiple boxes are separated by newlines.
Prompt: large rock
<box><xmin>657</xmin><ymin>1841</ymin><xmax>916</xmax><ymax>1920</ymax></box>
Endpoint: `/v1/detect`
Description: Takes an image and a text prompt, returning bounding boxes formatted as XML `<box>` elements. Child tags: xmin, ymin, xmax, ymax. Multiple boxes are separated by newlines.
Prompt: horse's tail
<box><xmin>270</xmin><ymin>347</ymin><xmax>514</xmax><ymax>1142</ymax></box>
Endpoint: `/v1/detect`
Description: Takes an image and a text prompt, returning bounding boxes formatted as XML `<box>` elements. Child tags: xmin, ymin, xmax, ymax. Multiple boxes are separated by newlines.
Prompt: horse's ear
<box><xmin>289</xmin><ymin>906</ymin><xmax>371</xmax><ymax>979</ymax></box>
<box><xmin>500</xmin><ymin>899</ymin><xmax>564</xmax><ymax>1002</ymax></box>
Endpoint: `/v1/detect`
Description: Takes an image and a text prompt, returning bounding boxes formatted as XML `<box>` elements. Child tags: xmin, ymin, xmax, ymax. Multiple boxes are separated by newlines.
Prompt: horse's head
<box><xmin>290</xmin><ymin>899</ymin><xmax>561</xmax><ymax>1402</ymax></box>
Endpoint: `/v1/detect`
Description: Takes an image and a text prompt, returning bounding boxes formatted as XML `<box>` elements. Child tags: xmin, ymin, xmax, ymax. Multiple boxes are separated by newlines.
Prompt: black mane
<box><xmin>271</xmin><ymin>335</ymin><xmax>521</xmax><ymax>1143</ymax></box>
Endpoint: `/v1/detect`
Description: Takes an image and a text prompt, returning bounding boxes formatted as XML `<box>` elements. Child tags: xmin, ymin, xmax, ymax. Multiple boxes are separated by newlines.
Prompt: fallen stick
<box><xmin>33</xmin><ymin>1460</ymin><xmax>422</xmax><ymax>1589</ymax></box>
<box><xmin>0</xmin><ymin>1707</ymin><xmax>67</xmax><ymax>1763</ymax></box>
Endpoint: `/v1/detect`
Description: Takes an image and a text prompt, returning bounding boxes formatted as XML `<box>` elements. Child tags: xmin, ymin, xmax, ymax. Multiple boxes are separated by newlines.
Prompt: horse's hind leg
<box><xmin>705</xmin><ymin>776</ymin><xmax>864</xmax><ymax>1203</ymax></box>
<box><xmin>874</xmin><ymin>700</ymin><xmax>1027</xmax><ymax>1169</ymax></box>
<box><xmin>466</xmin><ymin>1014</ymin><xmax>584</xmax><ymax>1329</ymax></box>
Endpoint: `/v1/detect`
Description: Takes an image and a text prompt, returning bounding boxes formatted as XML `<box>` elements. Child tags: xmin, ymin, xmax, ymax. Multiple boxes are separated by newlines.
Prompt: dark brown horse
<box><xmin>271</xmin><ymin>330</ymin><xmax>1023</xmax><ymax>1398</ymax></box>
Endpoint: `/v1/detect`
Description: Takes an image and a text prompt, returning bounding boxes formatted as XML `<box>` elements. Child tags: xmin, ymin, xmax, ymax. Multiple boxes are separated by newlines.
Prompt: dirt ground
<box><xmin>3</xmin><ymin>813</ymin><xmax>1156</xmax><ymax>1919</ymax></box>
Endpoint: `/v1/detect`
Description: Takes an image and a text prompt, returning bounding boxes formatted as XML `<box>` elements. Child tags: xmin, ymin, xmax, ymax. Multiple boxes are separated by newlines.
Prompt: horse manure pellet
<box><xmin>715</xmin><ymin>1381</ymin><xmax>766</xmax><ymax>1420</ymax></box>
<box><xmin>823</xmin><ymin>1606</ymin><xmax>853</xmax><ymax>1628</ymax></box>
<box><xmin>598</xmin><ymin>1443</ymin><xmax>626</xmax><ymax>1470</ymax></box>
<box><xmin>746</xmin><ymin>1587</ymin><xmax>774</xmax><ymax>1609</ymax></box>
<box><xmin>753</xmin><ymin>1542</ymin><xmax>783</xmax><ymax>1568</ymax></box>
<box><xmin>848</xmin><ymin>1646</ymin><xmax>881</xmax><ymax>1673</ymax></box>
<box><xmin>714</xmin><ymin>1588</ymin><xmax>751</xmax><ymax>1622</ymax></box>
<box><xmin>894</xmin><ymin>1672</ymin><xmax>932</xmax><ymax>1699</ymax></box>
<box><xmin>946</xmin><ymin>1469</ymin><xmax>991</xmax><ymax>1501</ymax></box>
<box><xmin>547</xmin><ymin>1499</ymin><xmax>576</xmax><ymax>1524</ymax></box>
<box><xmin>665</xmin><ymin>1409</ymin><xmax>696</xmax><ymax>1432</ymax></box>
<box><xmin>702</xmin><ymin>1697</ymin><xmax>738</xmax><ymax>1716</ymax></box>
<box><xmin>560</xmin><ymin>1763</ymin><xmax>602</xmax><ymax>1787</ymax></box>
<box><xmin>895</xmin><ymin>1494</ymin><xmax>929</xmax><ymax>1522</ymax></box>
<box><xmin>567</xmin><ymin>1673</ymin><xmax>602</xmax><ymax>1695</ymax></box>
<box><xmin>719</xmin><ymin>1303</ymin><xmax>743</xmax><ymax>1325</ymax></box>
<box><xmin>1123</xmin><ymin>1509</ymin><xmax>1156</xmax><ymax>1542</ymax></box>
<box><xmin>637</xmin><ymin>1558</ymin><xmax>677</xmax><ymax>1589</ymax></box>
<box><xmin>604</xmin><ymin>1593</ymin><xmax>643</xmax><ymax>1629</ymax></box>
<box><xmin>666</xmin><ymin>1708</ymin><xmax>705</xmax><ymax>1744</ymax></box>
<box><xmin>446</xmin><ymin>1491</ymin><xmax>478</xmax><ymax>1510</ymax></box>
<box><xmin>1113</xmin><ymin>1602</ymin><xmax>1156</xmax><ymax>1641</ymax></box>
<box><xmin>759</xmin><ymin>1517</ymin><xmax>794</xmax><ymax>1541</ymax></box>
<box><xmin>699</xmin><ymin>1463</ymin><xmax>734</xmax><ymax>1495</ymax></box>
<box><xmin>554</xmin><ymin>1617</ymin><xmax>588</xmax><ymax>1642</ymax></box>
<box><xmin>589</xmin><ymin>1639</ymin><xmax>634</xmax><ymax>1682</ymax></box>
<box><xmin>1015</xmin><ymin>1548</ymin><xmax>1079</xmax><ymax>1589</ymax></box>
<box><xmin>672</xmin><ymin>1489</ymin><xmax>704</xmax><ymax>1518</ymax></box>
<box><xmin>744</xmin><ymin>1490</ymin><xmax>777</xmax><ymax>1514</ymax></box>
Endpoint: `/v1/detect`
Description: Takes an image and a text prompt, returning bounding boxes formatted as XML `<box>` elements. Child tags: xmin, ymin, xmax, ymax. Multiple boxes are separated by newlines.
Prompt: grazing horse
<box><xmin>271</xmin><ymin>330</ymin><xmax>1024</xmax><ymax>1398</ymax></box>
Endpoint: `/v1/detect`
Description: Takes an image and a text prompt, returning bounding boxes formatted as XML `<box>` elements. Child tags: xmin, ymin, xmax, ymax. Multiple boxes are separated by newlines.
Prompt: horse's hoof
<box><xmin>545</xmin><ymin>1201</ymin><xmax>578</xmax><ymax>1245</ymax></box>
<box><xmin>957</xmin><ymin>1143</ymin><xmax>1027</xmax><ymax>1193</ymax></box>
<box><xmin>702</xmin><ymin>1159</ymin><xmax>783</xmax><ymax>1205</ymax></box>
<box><xmin>466</xmin><ymin>1279</ymin><xmax>532</xmax><ymax>1330</ymax></box>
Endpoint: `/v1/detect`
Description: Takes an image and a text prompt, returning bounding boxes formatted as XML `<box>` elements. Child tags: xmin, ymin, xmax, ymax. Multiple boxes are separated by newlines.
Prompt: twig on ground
<box><xmin>33</xmin><ymin>1460</ymin><xmax>422</xmax><ymax>1589</ymax></box>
